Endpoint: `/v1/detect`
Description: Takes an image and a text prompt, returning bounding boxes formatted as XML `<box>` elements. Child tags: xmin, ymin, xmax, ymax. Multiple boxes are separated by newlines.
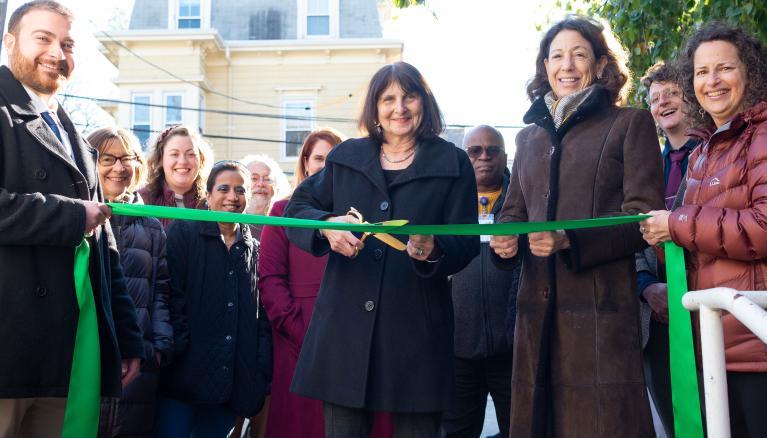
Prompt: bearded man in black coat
<box><xmin>0</xmin><ymin>2</ymin><xmax>143</xmax><ymax>435</ymax></box>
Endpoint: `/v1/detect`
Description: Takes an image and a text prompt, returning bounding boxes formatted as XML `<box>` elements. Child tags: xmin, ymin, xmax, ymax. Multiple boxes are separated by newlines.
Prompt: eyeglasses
<box><xmin>647</xmin><ymin>88</ymin><xmax>681</xmax><ymax>107</ymax></box>
<box><xmin>465</xmin><ymin>145</ymin><xmax>503</xmax><ymax>159</ymax></box>
<box><xmin>98</xmin><ymin>154</ymin><xmax>138</xmax><ymax>166</ymax></box>
<box><xmin>251</xmin><ymin>175</ymin><xmax>275</xmax><ymax>186</ymax></box>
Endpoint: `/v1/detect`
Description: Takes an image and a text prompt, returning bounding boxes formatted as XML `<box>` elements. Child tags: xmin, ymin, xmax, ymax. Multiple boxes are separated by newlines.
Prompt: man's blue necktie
<box><xmin>40</xmin><ymin>111</ymin><xmax>64</xmax><ymax>144</ymax></box>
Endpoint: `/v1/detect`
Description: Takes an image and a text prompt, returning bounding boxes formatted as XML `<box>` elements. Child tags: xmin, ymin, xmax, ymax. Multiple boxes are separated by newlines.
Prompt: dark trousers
<box><xmin>441</xmin><ymin>353</ymin><xmax>512</xmax><ymax>438</ymax></box>
<box><xmin>727</xmin><ymin>371</ymin><xmax>767</xmax><ymax>438</ymax></box>
<box><xmin>324</xmin><ymin>402</ymin><xmax>440</xmax><ymax>438</ymax></box>
<box><xmin>643</xmin><ymin>318</ymin><xmax>674</xmax><ymax>437</ymax></box>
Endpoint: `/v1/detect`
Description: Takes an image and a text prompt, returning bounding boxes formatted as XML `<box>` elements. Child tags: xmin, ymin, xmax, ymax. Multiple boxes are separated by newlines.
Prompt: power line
<box><xmin>62</xmin><ymin>93</ymin><xmax>527</xmax><ymax>129</ymax></box>
<box><xmin>131</xmin><ymin>126</ymin><xmax>303</xmax><ymax>145</ymax></box>
<box><xmin>93</xmin><ymin>23</ymin><xmax>284</xmax><ymax>110</ymax></box>
<box><xmin>62</xmin><ymin>93</ymin><xmax>355</xmax><ymax>123</ymax></box>
<box><xmin>73</xmin><ymin>123</ymin><xmax>302</xmax><ymax>145</ymax></box>
<box><xmin>89</xmin><ymin>25</ymin><xmax>527</xmax><ymax>130</ymax></box>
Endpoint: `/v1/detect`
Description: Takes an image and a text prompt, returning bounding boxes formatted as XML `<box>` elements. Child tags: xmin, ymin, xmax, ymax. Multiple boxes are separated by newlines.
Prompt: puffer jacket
<box><xmin>98</xmin><ymin>193</ymin><xmax>173</xmax><ymax>438</ymax></box>
<box><xmin>451</xmin><ymin>171</ymin><xmax>520</xmax><ymax>359</ymax></box>
<box><xmin>669</xmin><ymin>101</ymin><xmax>767</xmax><ymax>372</ymax></box>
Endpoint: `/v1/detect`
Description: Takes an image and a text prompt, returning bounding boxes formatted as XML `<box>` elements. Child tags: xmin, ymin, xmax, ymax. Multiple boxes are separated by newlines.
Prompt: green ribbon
<box><xmin>665</xmin><ymin>242</ymin><xmax>705</xmax><ymax>438</ymax></box>
<box><xmin>62</xmin><ymin>239</ymin><xmax>101</xmax><ymax>438</ymax></box>
<box><xmin>107</xmin><ymin>203</ymin><xmax>649</xmax><ymax>235</ymax></box>
<box><xmin>101</xmin><ymin>203</ymin><xmax>704</xmax><ymax>435</ymax></box>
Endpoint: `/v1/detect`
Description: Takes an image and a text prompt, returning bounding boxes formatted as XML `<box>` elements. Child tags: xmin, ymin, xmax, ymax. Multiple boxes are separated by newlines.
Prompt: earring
<box><xmin>699</xmin><ymin>107</ymin><xmax>706</xmax><ymax>117</ymax></box>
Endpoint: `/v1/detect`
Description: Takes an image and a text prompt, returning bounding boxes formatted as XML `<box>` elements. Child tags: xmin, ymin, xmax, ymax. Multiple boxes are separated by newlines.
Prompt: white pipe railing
<box><xmin>681</xmin><ymin>288</ymin><xmax>767</xmax><ymax>438</ymax></box>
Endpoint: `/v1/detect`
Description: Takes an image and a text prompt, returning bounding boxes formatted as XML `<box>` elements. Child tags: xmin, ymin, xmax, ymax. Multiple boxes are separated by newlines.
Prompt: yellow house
<box><xmin>97</xmin><ymin>0</ymin><xmax>402</xmax><ymax>171</ymax></box>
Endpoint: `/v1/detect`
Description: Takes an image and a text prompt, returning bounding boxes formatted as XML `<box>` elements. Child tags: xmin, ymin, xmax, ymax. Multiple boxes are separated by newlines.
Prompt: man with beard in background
<box><xmin>0</xmin><ymin>2</ymin><xmax>143</xmax><ymax>436</ymax></box>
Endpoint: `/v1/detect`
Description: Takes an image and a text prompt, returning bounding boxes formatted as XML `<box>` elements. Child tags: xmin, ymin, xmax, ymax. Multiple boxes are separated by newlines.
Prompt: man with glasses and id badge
<box><xmin>442</xmin><ymin>126</ymin><xmax>520</xmax><ymax>438</ymax></box>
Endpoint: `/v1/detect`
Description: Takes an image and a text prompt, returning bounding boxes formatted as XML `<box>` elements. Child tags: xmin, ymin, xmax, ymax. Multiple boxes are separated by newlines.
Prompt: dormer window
<box><xmin>307</xmin><ymin>0</ymin><xmax>329</xmax><ymax>35</ymax></box>
<box><xmin>168</xmin><ymin>0</ymin><xmax>210</xmax><ymax>30</ymax></box>
<box><xmin>298</xmin><ymin>0</ymin><xmax>339</xmax><ymax>38</ymax></box>
<box><xmin>178</xmin><ymin>0</ymin><xmax>201</xmax><ymax>28</ymax></box>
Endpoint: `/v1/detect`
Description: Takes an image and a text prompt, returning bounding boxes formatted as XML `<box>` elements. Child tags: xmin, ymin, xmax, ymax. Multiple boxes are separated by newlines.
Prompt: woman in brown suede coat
<box><xmin>490</xmin><ymin>17</ymin><xmax>663</xmax><ymax>437</ymax></box>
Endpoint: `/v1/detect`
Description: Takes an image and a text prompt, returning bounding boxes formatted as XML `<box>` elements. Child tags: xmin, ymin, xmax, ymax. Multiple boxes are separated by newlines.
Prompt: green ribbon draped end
<box><xmin>62</xmin><ymin>239</ymin><xmax>101</xmax><ymax>438</ymax></box>
<box><xmin>665</xmin><ymin>242</ymin><xmax>705</xmax><ymax>438</ymax></box>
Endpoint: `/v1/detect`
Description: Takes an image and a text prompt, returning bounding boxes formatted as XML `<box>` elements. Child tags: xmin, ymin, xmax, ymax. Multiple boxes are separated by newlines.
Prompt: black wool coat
<box><xmin>285</xmin><ymin>136</ymin><xmax>480</xmax><ymax>412</ymax></box>
<box><xmin>0</xmin><ymin>66</ymin><xmax>144</xmax><ymax>398</ymax></box>
<box><xmin>162</xmin><ymin>220</ymin><xmax>272</xmax><ymax>417</ymax></box>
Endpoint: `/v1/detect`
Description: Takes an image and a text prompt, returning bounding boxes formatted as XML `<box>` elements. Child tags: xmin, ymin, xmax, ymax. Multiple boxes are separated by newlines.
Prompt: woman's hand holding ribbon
<box><xmin>407</xmin><ymin>235</ymin><xmax>435</xmax><ymax>261</ymax></box>
<box><xmin>322</xmin><ymin>215</ymin><xmax>364</xmax><ymax>258</ymax></box>
<box><xmin>640</xmin><ymin>210</ymin><xmax>672</xmax><ymax>246</ymax></box>
<box><xmin>490</xmin><ymin>235</ymin><xmax>518</xmax><ymax>259</ymax></box>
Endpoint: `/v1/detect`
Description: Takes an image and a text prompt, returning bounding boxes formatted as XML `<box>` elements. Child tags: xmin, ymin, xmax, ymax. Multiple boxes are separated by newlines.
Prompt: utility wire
<box><xmin>93</xmin><ymin>23</ymin><xmax>285</xmax><ymax>109</ymax></box>
<box><xmin>90</xmin><ymin>25</ymin><xmax>526</xmax><ymax>129</ymax></box>
<box><xmin>74</xmin><ymin>123</ymin><xmax>303</xmax><ymax>145</ymax></box>
<box><xmin>63</xmin><ymin>93</ymin><xmax>355</xmax><ymax>123</ymax></box>
<box><xmin>63</xmin><ymin>93</ymin><xmax>527</xmax><ymax>129</ymax></box>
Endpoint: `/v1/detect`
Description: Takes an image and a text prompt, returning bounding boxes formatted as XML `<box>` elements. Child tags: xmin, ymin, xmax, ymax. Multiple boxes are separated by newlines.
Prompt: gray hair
<box><xmin>241</xmin><ymin>154</ymin><xmax>291</xmax><ymax>200</ymax></box>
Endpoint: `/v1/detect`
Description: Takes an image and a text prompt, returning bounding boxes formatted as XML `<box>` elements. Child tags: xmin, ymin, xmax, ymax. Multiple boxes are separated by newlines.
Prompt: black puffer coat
<box><xmin>98</xmin><ymin>193</ymin><xmax>172</xmax><ymax>437</ymax></box>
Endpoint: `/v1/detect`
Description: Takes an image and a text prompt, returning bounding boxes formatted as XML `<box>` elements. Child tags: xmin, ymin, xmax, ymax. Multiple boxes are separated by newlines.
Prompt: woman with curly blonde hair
<box><xmin>139</xmin><ymin>125</ymin><xmax>214</xmax><ymax>228</ymax></box>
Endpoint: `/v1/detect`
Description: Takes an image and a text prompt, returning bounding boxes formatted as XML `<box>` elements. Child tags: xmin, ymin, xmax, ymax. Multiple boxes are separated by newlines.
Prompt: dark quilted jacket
<box><xmin>98</xmin><ymin>193</ymin><xmax>173</xmax><ymax>437</ymax></box>
<box><xmin>162</xmin><ymin>219</ymin><xmax>272</xmax><ymax>417</ymax></box>
<box><xmin>669</xmin><ymin>101</ymin><xmax>767</xmax><ymax>372</ymax></box>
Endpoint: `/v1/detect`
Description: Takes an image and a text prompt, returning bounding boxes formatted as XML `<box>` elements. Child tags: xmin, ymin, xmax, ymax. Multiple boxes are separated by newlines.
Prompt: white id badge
<box><xmin>479</xmin><ymin>213</ymin><xmax>494</xmax><ymax>242</ymax></box>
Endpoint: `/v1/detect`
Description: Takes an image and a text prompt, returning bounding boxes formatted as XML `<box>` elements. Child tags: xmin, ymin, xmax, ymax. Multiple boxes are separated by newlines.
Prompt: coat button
<box><xmin>225</xmin><ymin>335</ymin><xmax>232</xmax><ymax>342</ymax></box>
<box><xmin>227</xmin><ymin>302</ymin><xmax>234</xmax><ymax>308</ymax></box>
<box><xmin>379</xmin><ymin>201</ymin><xmax>389</xmax><ymax>211</ymax></box>
<box><xmin>543</xmin><ymin>191</ymin><xmax>549</xmax><ymax>200</ymax></box>
<box><xmin>36</xmin><ymin>287</ymin><xmax>48</xmax><ymax>297</ymax></box>
<box><xmin>374</xmin><ymin>249</ymin><xmax>383</xmax><ymax>260</ymax></box>
<box><xmin>34</xmin><ymin>169</ymin><xmax>47</xmax><ymax>180</ymax></box>
<box><xmin>542</xmin><ymin>287</ymin><xmax>549</xmax><ymax>299</ymax></box>
<box><xmin>364</xmin><ymin>300</ymin><xmax>375</xmax><ymax>312</ymax></box>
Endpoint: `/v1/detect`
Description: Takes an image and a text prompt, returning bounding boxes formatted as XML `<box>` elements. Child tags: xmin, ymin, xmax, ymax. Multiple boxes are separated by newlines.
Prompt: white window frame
<box><xmin>163</xmin><ymin>92</ymin><xmax>184</xmax><ymax>127</ymax></box>
<box><xmin>131</xmin><ymin>93</ymin><xmax>152</xmax><ymax>146</ymax></box>
<box><xmin>297</xmin><ymin>0</ymin><xmax>339</xmax><ymax>39</ymax></box>
<box><xmin>167</xmin><ymin>0</ymin><xmax>211</xmax><ymax>30</ymax></box>
<box><xmin>282</xmin><ymin>100</ymin><xmax>315</xmax><ymax>160</ymax></box>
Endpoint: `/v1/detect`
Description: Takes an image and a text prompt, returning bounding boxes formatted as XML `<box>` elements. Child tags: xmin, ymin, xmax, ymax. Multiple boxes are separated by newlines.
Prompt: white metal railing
<box><xmin>681</xmin><ymin>288</ymin><xmax>767</xmax><ymax>438</ymax></box>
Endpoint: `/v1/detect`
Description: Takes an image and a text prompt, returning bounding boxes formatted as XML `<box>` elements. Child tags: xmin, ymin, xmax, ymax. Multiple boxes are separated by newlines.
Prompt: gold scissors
<box><xmin>347</xmin><ymin>207</ymin><xmax>408</xmax><ymax>251</ymax></box>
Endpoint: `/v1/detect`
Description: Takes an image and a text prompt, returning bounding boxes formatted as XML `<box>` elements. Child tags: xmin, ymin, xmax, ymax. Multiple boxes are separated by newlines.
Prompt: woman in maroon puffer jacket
<box><xmin>641</xmin><ymin>23</ymin><xmax>767</xmax><ymax>437</ymax></box>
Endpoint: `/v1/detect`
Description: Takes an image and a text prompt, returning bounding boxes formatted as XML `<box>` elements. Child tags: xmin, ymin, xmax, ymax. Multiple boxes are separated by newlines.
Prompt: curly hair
<box><xmin>527</xmin><ymin>16</ymin><xmax>631</xmax><ymax>106</ymax></box>
<box><xmin>680</xmin><ymin>22</ymin><xmax>767</xmax><ymax>128</ymax></box>
<box><xmin>640</xmin><ymin>61</ymin><xmax>680</xmax><ymax>92</ymax></box>
<box><xmin>143</xmin><ymin>126</ymin><xmax>214</xmax><ymax>202</ymax></box>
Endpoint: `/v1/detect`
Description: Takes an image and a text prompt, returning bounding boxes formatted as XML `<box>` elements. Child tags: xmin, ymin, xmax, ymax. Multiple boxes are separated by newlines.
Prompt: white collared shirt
<box><xmin>23</xmin><ymin>85</ymin><xmax>74</xmax><ymax>160</ymax></box>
